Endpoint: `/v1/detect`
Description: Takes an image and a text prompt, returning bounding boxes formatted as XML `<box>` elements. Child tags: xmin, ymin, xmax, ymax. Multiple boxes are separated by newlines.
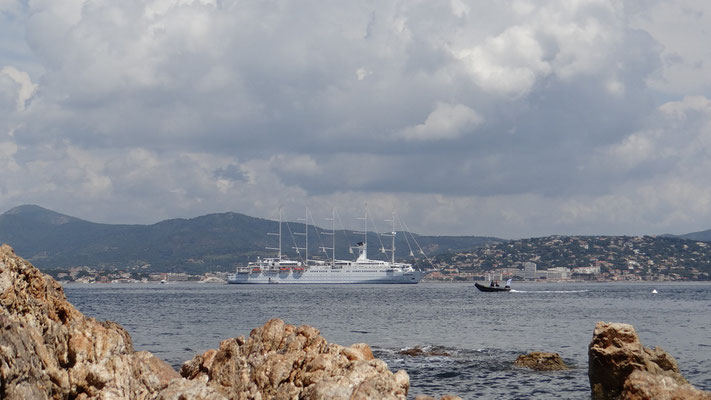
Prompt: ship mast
<box><xmin>295</xmin><ymin>206</ymin><xmax>309</xmax><ymax>264</ymax></box>
<box><xmin>331</xmin><ymin>208</ymin><xmax>335</xmax><ymax>265</ymax></box>
<box><xmin>266</xmin><ymin>207</ymin><xmax>282</xmax><ymax>261</ymax></box>
<box><xmin>391</xmin><ymin>210</ymin><xmax>396</xmax><ymax>263</ymax></box>
<box><xmin>321</xmin><ymin>208</ymin><xmax>336</xmax><ymax>266</ymax></box>
<box><xmin>383</xmin><ymin>210</ymin><xmax>396</xmax><ymax>263</ymax></box>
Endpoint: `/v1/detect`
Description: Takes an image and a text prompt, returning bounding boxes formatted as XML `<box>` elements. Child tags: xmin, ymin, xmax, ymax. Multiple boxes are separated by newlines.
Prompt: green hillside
<box><xmin>431</xmin><ymin>235</ymin><xmax>711</xmax><ymax>280</ymax></box>
<box><xmin>0</xmin><ymin>205</ymin><xmax>498</xmax><ymax>273</ymax></box>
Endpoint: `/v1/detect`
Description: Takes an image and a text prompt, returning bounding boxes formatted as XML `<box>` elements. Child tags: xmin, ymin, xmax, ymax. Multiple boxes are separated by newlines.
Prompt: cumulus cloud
<box><xmin>2</xmin><ymin>0</ymin><xmax>711</xmax><ymax>237</ymax></box>
<box><xmin>455</xmin><ymin>25</ymin><xmax>551</xmax><ymax>97</ymax></box>
<box><xmin>398</xmin><ymin>102</ymin><xmax>483</xmax><ymax>141</ymax></box>
<box><xmin>0</xmin><ymin>66</ymin><xmax>37</xmax><ymax>111</ymax></box>
<box><xmin>630</xmin><ymin>1</ymin><xmax>711</xmax><ymax>95</ymax></box>
<box><xmin>450</xmin><ymin>1</ymin><xmax>624</xmax><ymax>97</ymax></box>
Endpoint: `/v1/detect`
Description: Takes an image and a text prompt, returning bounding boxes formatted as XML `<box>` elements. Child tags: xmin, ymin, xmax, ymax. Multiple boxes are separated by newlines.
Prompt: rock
<box><xmin>0</xmin><ymin>244</ymin><xmax>185</xmax><ymax>399</ymax></box>
<box><xmin>399</xmin><ymin>347</ymin><xmax>426</xmax><ymax>356</ymax></box>
<box><xmin>514</xmin><ymin>352</ymin><xmax>569</xmax><ymax>371</ymax></box>
<box><xmin>155</xmin><ymin>378</ymin><xmax>228</xmax><ymax>400</ymax></box>
<box><xmin>621</xmin><ymin>370</ymin><xmax>711</xmax><ymax>400</ymax></box>
<box><xmin>181</xmin><ymin>318</ymin><xmax>410</xmax><ymax>399</ymax></box>
<box><xmin>398</xmin><ymin>346</ymin><xmax>451</xmax><ymax>357</ymax></box>
<box><xmin>588</xmin><ymin>321</ymin><xmax>710</xmax><ymax>400</ymax></box>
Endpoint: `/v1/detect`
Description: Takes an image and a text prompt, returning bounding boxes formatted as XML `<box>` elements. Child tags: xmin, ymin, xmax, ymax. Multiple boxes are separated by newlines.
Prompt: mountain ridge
<box><xmin>0</xmin><ymin>204</ymin><xmax>499</xmax><ymax>272</ymax></box>
<box><xmin>675</xmin><ymin>228</ymin><xmax>711</xmax><ymax>242</ymax></box>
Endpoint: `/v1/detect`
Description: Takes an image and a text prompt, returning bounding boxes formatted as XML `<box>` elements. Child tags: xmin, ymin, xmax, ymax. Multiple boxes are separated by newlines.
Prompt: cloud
<box><xmin>630</xmin><ymin>1</ymin><xmax>711</xmax><ymax>95</ymax></box>
<box><xmin>398</xmin><ymin>102</ymin><xmax>483</xmax><ymax>141</ymax></box>
<box><xmin>450</xmin><ymin>1</ymin><xmax>625</xmax><ymax>97</ymax></box>
<box><xmin>2</xmin><ymin>0</ymin><xmax>711</xmax><ymax>238</ymax></box>
<box><xmin>455</xmin><ymin>25</ymin><xmax>551</xmax><ymax>97</ymax></box>
<box><xmin>0</xmin><ymin>66</ymin><xmax>37</xmax><ymax>111</ymax></box>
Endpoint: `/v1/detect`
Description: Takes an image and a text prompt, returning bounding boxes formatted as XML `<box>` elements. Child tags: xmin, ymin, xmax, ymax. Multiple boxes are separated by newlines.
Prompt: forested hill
<box><xmin>428</xmin><ymin>235</ymin><xmax>711</xmax><ymax>280</ymax></box>
<box><xmin>0</xmin><ymin>205</ymin><xmax>499</xmax><ymax>273</ymax></box>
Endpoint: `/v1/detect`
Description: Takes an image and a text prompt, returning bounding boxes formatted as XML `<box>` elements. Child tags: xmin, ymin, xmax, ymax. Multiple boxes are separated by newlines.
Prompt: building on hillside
<box><xmin>572</xmin><ymin>266</ymin><xmax>601</xmax><ymax>280</ymax></box>
<box><xmin>545</xmin><ymin>267</ymin><xmax>570</xmax><ymax>280</ymax></box>
<box><xmin>524</xmin><ymin>262</ymin><xmax>537</xmax><ymax>280</ymax></box>
<box><xmin>572</xmin><ymin>266</ymin><xmax>600</xmax><ymax>275</ymax></box>
<box><xmin>486</xmin><ymin>271</ymin><xmax>504</xmax><ymax>282</ymax></box>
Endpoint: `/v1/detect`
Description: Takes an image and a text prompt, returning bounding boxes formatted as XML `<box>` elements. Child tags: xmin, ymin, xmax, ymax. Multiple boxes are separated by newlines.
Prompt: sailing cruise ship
<box><xmin>227</xmin><ymin>210</ymin><xmax>423</xmax><ymax>284</ymax></box>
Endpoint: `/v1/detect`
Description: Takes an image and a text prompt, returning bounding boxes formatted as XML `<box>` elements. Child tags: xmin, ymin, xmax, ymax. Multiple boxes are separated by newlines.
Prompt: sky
<box><xmin>1</xmin><ymin>0</ymin><xmax>711</xmax><ymax>238</ymax></box>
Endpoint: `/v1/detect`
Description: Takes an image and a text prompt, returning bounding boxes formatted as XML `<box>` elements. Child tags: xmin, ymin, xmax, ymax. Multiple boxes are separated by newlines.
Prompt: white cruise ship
<box><xmin>227</xmin><ymin>210</ymin><xmax>423</xmax><ymax>284</ymax></box>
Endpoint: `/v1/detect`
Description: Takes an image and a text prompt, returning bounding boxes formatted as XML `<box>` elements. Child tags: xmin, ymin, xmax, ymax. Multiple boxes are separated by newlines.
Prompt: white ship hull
<box><xmin>227</xmin><ymin>268</ymin><xmax>422</xmax><ymax>284</ymax></box>
<box><xmin>229</xmin><ymin>208</ymin><xmax>425</xmax><ymax>284</ymax></box>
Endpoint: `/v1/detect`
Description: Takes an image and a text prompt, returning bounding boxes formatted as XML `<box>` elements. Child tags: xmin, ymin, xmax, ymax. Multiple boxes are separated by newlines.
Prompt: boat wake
<box><xmin>510</xmin><ymin>289</ymin><xmax>589</xmax><ymax>293</ymax></box>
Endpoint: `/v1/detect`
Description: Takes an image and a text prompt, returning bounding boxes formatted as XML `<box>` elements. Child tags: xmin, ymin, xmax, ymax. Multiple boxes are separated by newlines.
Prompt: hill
<box><xmin>431</xmin><ymin>235</ymin><xmax>711</xmax><ymax>280</ymax></box>
<box><xmin>0</xmin><ymin>205</ymin><xmax>499</xmax><ymax>273</ymax></box>
<box><xmin>676</xmin><ymin>229</ymin><xmax>711</xmax><ymax>242</ymax></box>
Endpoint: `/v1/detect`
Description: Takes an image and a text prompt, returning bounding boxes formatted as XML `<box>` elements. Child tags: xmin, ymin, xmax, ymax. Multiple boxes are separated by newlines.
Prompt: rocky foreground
<box><xmin>0</xmin><ymin>244</ymin><xmax>416</xmax><ymax>399</ymax></box>
<box><xmin>2</xmin><ymin>243</ymin><xmax>710</xmax><ymax>399</ymax></box>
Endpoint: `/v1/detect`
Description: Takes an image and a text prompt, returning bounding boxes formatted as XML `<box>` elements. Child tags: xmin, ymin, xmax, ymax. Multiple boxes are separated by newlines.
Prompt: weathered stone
<box><xmin>0</xmin><ymin>244</ymin><xmax>187</xmax><ymax>400</ymax></box>
<box><xmin>181</xmin><ymin>318</ymin><xmax>410</xmax><ymax>399</ymax></box>
<box><xmin>514</xmin><ymin>351</ymin><xmax>569</xmax><ymax>371</ymax></box>
<box><xmin>588</xmin><ymin>321</ymin><xmax>709</xmax><ymax>400</ymax></box>
<box><xmin>620</xmin><ymin>370</ymin><xmax>711</xmax><ymax>400</ymax></box>
<box><xmin>155</xmin><ymin>378</ymin><xmax>228</xmax><ymax>400</ymax></box>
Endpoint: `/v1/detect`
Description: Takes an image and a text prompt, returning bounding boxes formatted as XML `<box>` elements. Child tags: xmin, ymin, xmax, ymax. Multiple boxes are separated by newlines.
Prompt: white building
<box><xmin>524</xmin><ymin>262</ymin><xmax>537</xmax><ymax>280</ymax></box>
<box><xmin>572</xmin><ymin>266</ymin><xmax>601</xmax><ymax>275</ymax></box>
<box><xmin>545</xmin><ymin>267</ymin><xmax>570</xmax><ymax>280</ymax></box>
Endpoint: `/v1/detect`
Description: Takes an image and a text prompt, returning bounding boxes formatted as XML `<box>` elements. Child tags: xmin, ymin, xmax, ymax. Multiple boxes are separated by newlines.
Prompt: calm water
<box><xmin>64</xmin><ymin>282</ymin><xmax>711</xmax><ymax>399</ymax></box>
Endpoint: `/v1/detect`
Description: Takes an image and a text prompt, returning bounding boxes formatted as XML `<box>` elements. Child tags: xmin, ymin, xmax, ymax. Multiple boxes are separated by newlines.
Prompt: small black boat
<box><xmin>474</xmin><ymin>282</ymin><xmax>511</xmax><ymax>292</ymax></box>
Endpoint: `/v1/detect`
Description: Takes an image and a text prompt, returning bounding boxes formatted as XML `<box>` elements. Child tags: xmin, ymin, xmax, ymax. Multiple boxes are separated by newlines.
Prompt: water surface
<box><xmin>64</xmin><ymin>282</ymin><xmax>711</xmax><ymax>399</ymax></box>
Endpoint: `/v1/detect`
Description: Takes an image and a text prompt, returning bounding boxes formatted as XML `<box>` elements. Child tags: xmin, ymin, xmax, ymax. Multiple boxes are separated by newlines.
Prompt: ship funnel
<box><xmin>356</xmin><ymin>242</ymin><xmax>367</xmax><ymax>261</ymax></box>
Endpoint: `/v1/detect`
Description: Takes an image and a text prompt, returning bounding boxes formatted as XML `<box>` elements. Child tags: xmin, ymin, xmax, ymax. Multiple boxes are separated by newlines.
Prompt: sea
<box><xmin>63</xmin><ymin>282</ymin><xmax>711</xmax><ymax>399</ymax></box>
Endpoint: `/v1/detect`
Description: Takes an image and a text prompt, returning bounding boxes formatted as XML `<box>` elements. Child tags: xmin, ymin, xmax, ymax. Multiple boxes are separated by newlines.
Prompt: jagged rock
<box><xmin>588</xmin><ymin>321</ymin><xmax>710</xmax><ymax>400</ymax></box>
<box><xmin>0</xmin><ymin>244</ymin><xmax>184</xmax><ymax>399</ymax></box>
<box><xmin>514</xmin><ymin>352</ymin><xmax>569</xmax><ymax>371</ymax></box>
<box><xmin>181</xmin><ymin>318</ymin><xmax>410</xmax><ymax>399</ymax></box>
